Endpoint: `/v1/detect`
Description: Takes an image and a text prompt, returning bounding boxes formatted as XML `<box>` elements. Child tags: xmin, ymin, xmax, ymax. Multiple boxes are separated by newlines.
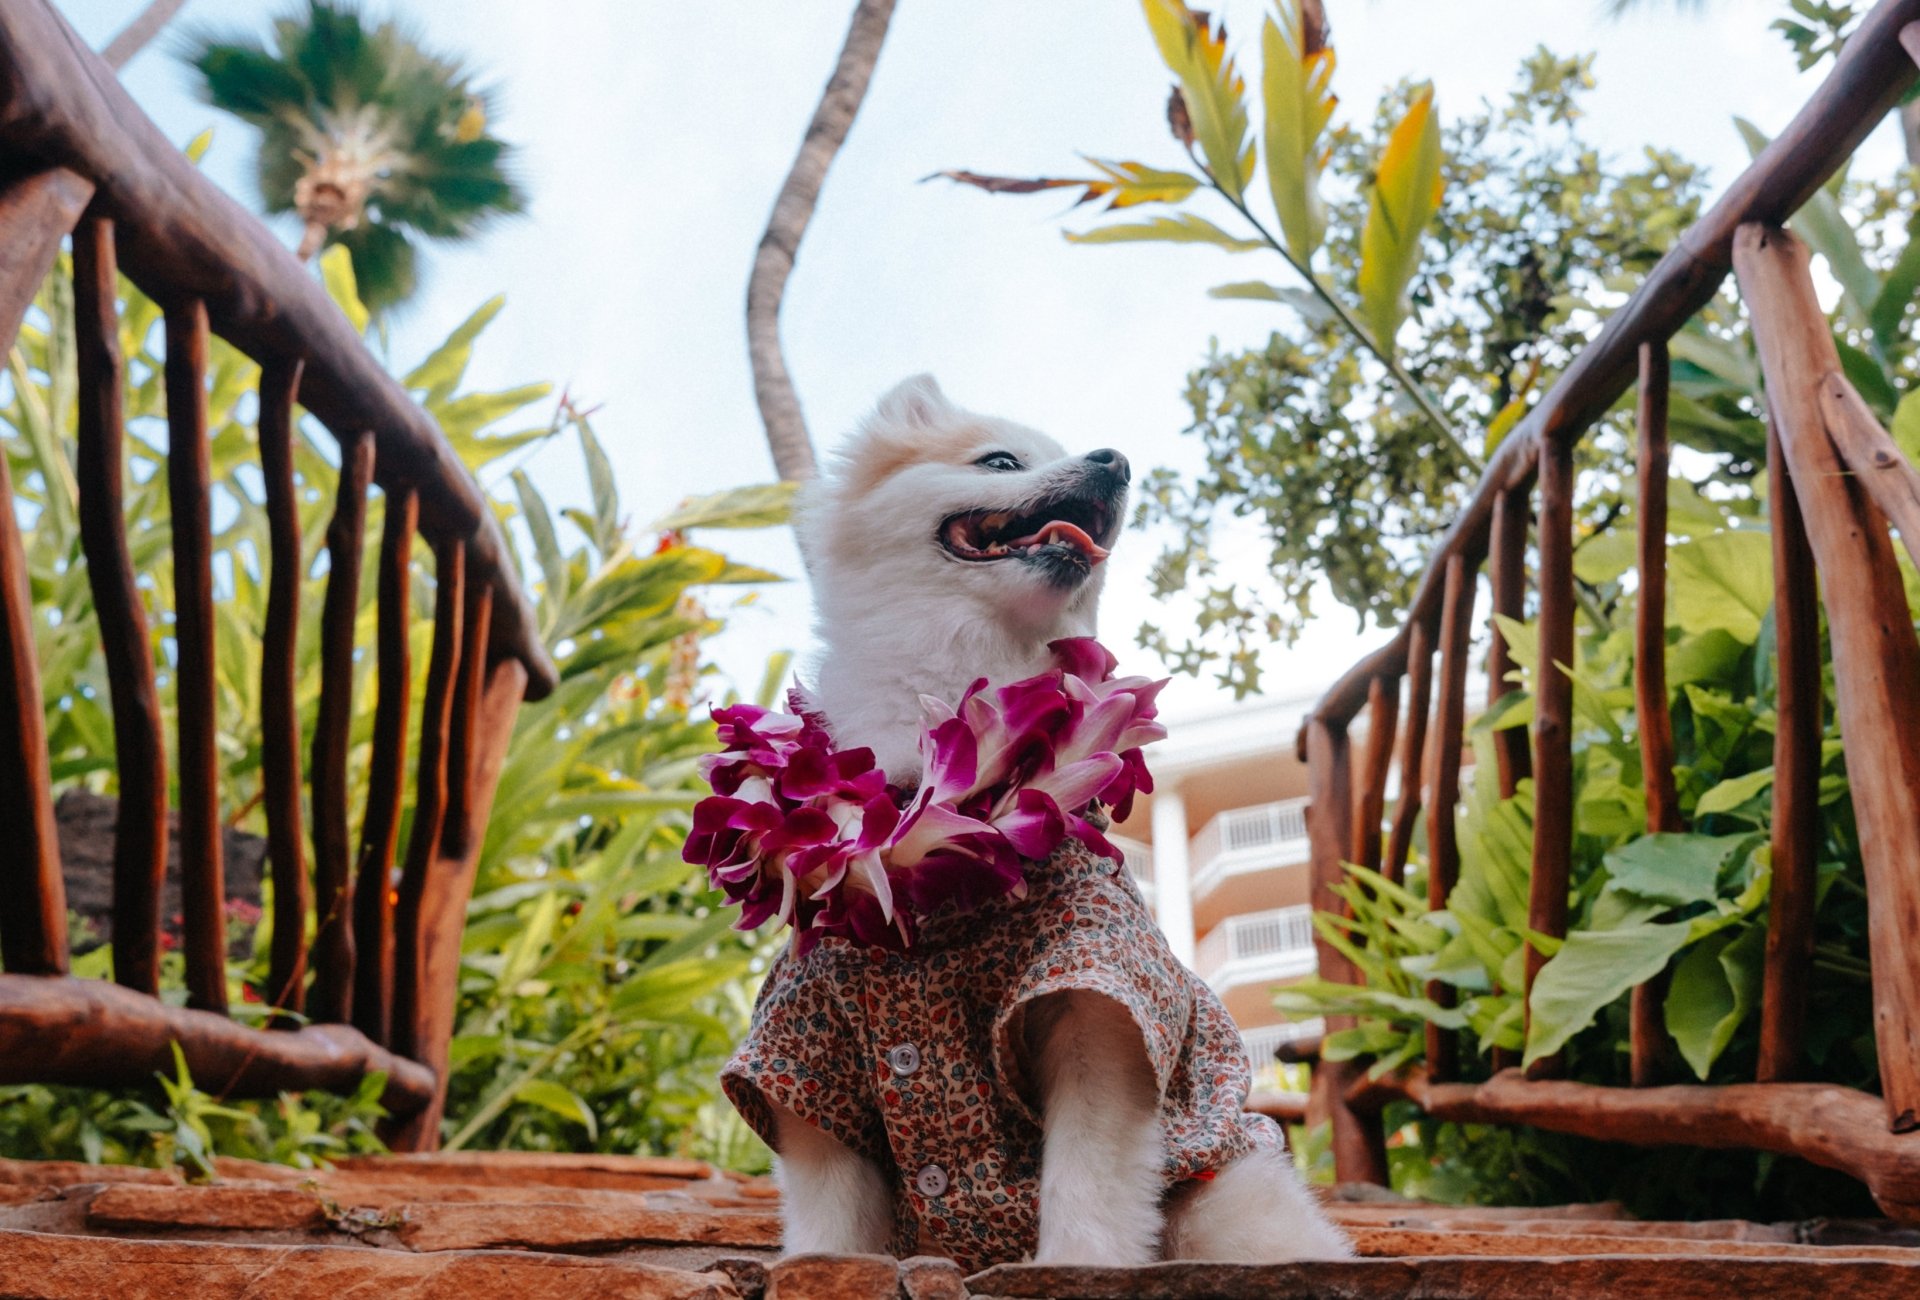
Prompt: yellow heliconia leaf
<box><xmin>318</xmin><ymin>243</ymin><xmax>369</xmax><ymax>335</ymax></box>
<box><xmin>1357</xmin><ymin>84</ymin><xmax>1444</xmax><ymax>356</ymax></box>
<box><xmin>1140</xmin><ymin>0</ymin><xmax>1253</xmax><ymax>200</ymax></box>
<box><xmin>1261</xmin><ymin>2</ymin><xmax>1337</xmax><ymax>267</ymax></box>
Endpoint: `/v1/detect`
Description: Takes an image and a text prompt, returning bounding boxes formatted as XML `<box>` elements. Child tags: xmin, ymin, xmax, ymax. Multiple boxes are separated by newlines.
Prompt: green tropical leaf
<box><xmin>511</xmin><ymin>1079</ymin><xmax>598</xmax><ymax>1140</ymax></box>
<box><xmin>1356</xmin><ymin>84</ymin><xmax>1443</xmax><ymax>355</ymax></box>
<box><xmin>1602</xmin><ymin>833</ymin><xmax>1749</xmax><ymax>907</ymax></box>
<box><xmin>318</xmin><ymin>244</ymin><xmax>369</xmax><ymax>334</ymax></box>
<box><xmin>1065</xmin><ymin>213</ymin><xmax>1263</xmax><ymax>251</ymax></box>
<box><xmin>1666</xmin><ymin>531</ymin><xmax>1773</xmax><ymax>643</ymax></box>
<box><xmin>1140</xmin><ymin>0</ymin><xmax>1253</xmax><ymax>198</ymax></box>
<box><xmin>652</xmin><ymin>482</ymin><xmax>799</xmax><ymax>531</ymax></box>
<box><xmin>1664</xmin><ymin>923</ymin><xmax>1766</xmax><ymax>1080</ymax></box>
<box><xmin>1260</xmin><ymin>2</ymin><xmax>1336</xmax><ymax>266</ymax></box>
<box><xmin>1525</xmin><ymin>922</ymin><xmax>1693</xmax><ymax>1066</ymax></box>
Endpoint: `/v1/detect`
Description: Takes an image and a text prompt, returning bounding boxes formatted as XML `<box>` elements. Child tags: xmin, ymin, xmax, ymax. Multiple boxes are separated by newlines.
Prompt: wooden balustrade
<box><xmin>1295</xmin><ymin>0</ymin><xmax>1920</xmax><ymax>1213</ymax></box>
<box><xmin>0</xmin><ymin>0</ymin><xmax>551</xmax><ymax>1148</ymax></box>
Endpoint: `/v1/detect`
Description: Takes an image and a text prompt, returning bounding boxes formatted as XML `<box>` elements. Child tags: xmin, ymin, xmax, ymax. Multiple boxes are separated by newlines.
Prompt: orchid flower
<box><xmin>683</xmin><ymin>638</ymin><xmax>1166</xmax><ymax>951</ymax></box>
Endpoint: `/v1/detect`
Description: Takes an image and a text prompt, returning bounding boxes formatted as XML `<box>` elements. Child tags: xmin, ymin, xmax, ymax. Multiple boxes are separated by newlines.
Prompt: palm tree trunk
<box><xmin>1902</xmin><ymin>100</ymin><xmax>1920</xmax><ymax>168</ymax></box>
<box><xmin>297</xmin><ymin>220</ymin><xmax>329</xmax><ymax>263</ymax></box>
<box><xmin>747</xmin><ymin>0</ymin><xmax>898</xmax><ymax>484</ymax></box>
<box><xmin>101</xmin><ymin>0</ymin><xmax>191</xmax><ymax>71</ymax></box>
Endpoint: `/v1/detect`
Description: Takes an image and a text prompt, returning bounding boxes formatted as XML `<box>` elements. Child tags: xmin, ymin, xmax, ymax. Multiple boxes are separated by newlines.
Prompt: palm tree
<box><xmin>185</xmin><ymin>1</ymin><xmax>525</xmax><ymax>314</ymax></box>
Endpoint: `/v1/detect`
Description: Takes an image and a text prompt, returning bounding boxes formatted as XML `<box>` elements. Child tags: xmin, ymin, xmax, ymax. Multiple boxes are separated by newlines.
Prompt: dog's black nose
<box><xmin>1086</xmin><ymin>448</ymin><xmax>1130</xmax><ymax>484</ymax></box>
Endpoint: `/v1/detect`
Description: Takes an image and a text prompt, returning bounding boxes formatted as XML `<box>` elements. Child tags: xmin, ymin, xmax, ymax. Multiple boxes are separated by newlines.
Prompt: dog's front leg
<box><xmin>772</xmin><ymin>1105</ymin><xmax>895</xmax><ymax>1255</ymax></box>
<box><xmin>1025</xmin><ymin>990</ymin><xmax>1164</xmax><ymax>1265</ymax></box>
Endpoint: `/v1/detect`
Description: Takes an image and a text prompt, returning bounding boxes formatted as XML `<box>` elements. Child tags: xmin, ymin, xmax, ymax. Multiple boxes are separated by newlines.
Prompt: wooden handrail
<box><xmin>1301</xmin><ymin>0</ymin><xmax>1920</xmax><ymax>735</ymax></box>
<box><xmin>0</xmin><ymin>0</ymin><xmax>549</xmax><ymax>1148</ymax></box>
<box><xmin>0</xmin><ymin>0</ymin><xmax>555</xmax><ymax>699</ymax></box>
<box><xmin>1300</xmin><ymin>0</ymin><xmax>1920</xmax><ymax>1204</ymax></box>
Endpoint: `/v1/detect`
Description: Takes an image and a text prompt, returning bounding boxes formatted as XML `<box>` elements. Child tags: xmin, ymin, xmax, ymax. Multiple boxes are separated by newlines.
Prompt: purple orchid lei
<box><xmin>682</xmin><ymin>638</ymin><xmax>1168</xmax><ymax>954</ymax></box>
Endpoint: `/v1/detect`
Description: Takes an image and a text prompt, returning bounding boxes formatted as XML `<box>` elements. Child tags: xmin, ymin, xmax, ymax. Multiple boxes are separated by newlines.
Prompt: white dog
<box><xmin>722</xmin><ymin>375</ymin><xmax>1349</xmax><ymax>1269</ymax></box>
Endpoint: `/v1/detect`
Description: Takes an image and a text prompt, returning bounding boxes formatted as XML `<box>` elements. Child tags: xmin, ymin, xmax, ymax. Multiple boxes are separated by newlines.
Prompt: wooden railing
<box><xmin>1299</xmin><ymin>0</ymin><xmax>1920</xmax><ymax>1217</ymax></box>
<box><xmin>0</xmin><ymin>0</ymin><xmax>556</xmax><ymax>1150</ymax></box>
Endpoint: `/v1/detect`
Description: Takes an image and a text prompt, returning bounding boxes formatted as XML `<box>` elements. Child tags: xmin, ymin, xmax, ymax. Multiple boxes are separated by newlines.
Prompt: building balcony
<box><xmin>1241</xmin><ymin>1018</ymin><xmax>1326</xmax><ymax>1072</ymax></box>
<box><xmin>1109</xmin><ymin>832</ymin><xmax>1154</xmax><ymax>906</ymax></box>
<box><xmin>1193</xmin><ymin>904</ymin><xmax>1318</xmax><ymax>996</ymax></box>
<box><xmin>1189</xmin><ymin>797</ymin><xmax>1312</xmax><ymax>902</ymax></box>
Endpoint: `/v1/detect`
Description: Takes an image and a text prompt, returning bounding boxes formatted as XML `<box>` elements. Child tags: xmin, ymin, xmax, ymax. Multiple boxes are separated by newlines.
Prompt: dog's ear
<box><xmin>873</xmin><ymin>373</ymin><xmax>951</xmax><ymax>429</ymax></box>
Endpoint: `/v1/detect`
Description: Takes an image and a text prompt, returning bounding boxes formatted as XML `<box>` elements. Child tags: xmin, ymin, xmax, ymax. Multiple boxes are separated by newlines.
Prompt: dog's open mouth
<box><xmin>938</xmin><ymin>494</ymin><xmax>1114</xmax><ymax>568</ymax></box>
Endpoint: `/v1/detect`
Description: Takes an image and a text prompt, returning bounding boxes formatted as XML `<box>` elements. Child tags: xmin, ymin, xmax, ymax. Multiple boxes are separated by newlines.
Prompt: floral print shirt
<box><xmin>720</xmin><ymin>838</ymin><xmax>1284</xmax><ymax>1271</ymax></box>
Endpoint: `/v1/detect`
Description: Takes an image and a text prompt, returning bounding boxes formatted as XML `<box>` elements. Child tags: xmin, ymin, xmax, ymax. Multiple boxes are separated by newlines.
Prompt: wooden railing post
<box><xmin>1383</xmin><ymin>620</ymin><xmax>1434</xmax><ymax>886</ymax></box>
<box><xmin>308</xmin><ymin>432</ymin><xmax>375</xmax><ymax>1025</ymax></box>
<box><xmin>1525</xmin><ymin>433</ymin><xmax>1577</xmax><ymax>1079</ymax></box>
<box><xmin>352</xmin><ymin>487</ymin><xmax>418</xmax><ymax>1046</ymax></box>
<box><xmin>1425</xmin><ymin>554</ymin><xmax>1477</xmax><ymax>1082</ymax></box>
<box><xmin>391</xmin><ymin>540</ymin><xmax>466</xmax><ymax>1069</ymax></box>
<box><xmin>165</xmin><ymin>299</ymin><xmax>226</xmax><ymax>1015</ymax></box>
<box><xmin>0</xmin><ymin>171</ymin><xmax>86</xmax><ymax>977</ymax></box>
<box><xmin>1487</xmin><ymin>488</ymin><xmax>1531</xmax><ymax>796</ymax></box>
<box><xmin>73</xmin><ymin>214</ymin><xmax>168</xmax><ymax>995</ymax></box>
<box><xmin>1305</xmin><ymin>714</ymin><xmax>1388</xmax><ymax>1185</ymax></box>
<box><xmin>258</xmin><ymin>357</ymin><xmax>310</xmax><ymax>1020</ymax></box>
<box><xmin>1758</xmin><ymin>412</ymin><xmax>1821</xmax><ymax>1084</ymax></box>
<box><xmin>1736</xmin><ymin>223</ymin><xmax>1920</xmax><ymax>1131</ymax></box>
<box><xmin>1352</xmin><ymin>675</ymin><xmax>1399</xmax><ymax>874</ymax></box>
<box><xmin>1631</xmin><ymin>340</ymin><xmax>1680</xmax><ymax>1087</ymax></box>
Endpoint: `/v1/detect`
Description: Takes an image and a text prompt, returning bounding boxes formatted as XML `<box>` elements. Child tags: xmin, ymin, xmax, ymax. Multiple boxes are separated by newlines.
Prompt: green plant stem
<box><xmin>1213</xmin><ymin>187</ymin><xmax>1483</xmax><ymax>471</ymax></box>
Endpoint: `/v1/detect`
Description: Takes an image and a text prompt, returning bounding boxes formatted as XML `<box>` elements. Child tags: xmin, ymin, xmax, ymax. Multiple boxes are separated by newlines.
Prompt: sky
<box><xmin>56</xmin><ymin>0</ymin><xmax>1899</xmax><ymax>719</ymax></box>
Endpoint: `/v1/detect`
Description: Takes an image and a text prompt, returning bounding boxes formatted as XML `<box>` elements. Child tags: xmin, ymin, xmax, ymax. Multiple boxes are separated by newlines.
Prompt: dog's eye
<box><xmin>975</xmin><ymin>452</ymin><xmax>1022</xmax><ymax>472</ymax></box>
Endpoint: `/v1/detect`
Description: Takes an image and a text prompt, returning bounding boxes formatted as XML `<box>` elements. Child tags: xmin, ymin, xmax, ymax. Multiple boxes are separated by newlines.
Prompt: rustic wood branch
<box><xmin>1425</xmin><ymin>554</ymin><xmax>1476</xmax><ymax>1082</ymax></box>
<box><xmin>1383</xmin><ymin>618</ymin><xmax>1433</xmax><ymax>886</ymax></box>
<box><xmin>73</xmin><ymin>212</ymin><xmax>169</xmax><ymax>996</ymax></box>
<box><xmin>1525</xmin><ymin>435</ymin><xmax>1576</xmax><ymax>1080</ymax></box>
<box><xmin>1355</xmin><ymin>1067</ymin><xmax>1920</xmax><ymax>1219</ymax></box>
<box><xmin>1487</xmin><ymin>487</ymin><xmax>1531</xmax><ymax>796</ymax></box>
<box><xmin>257</xmin><ymin>357</ymin><xmax>310</xmax><ymax>1020</ymax></box>
<box><xmin>98</xmin><ymin>0</ymin><xmax>188</xmax><ymax>70</ymax></box>
<box><xmin>308</xmin><ymin>432</ymin><xmax>374</xmax><ymax>1025</ymax></box>
<box><xmin>1760</xmin><ymin>413</ymin><xmax>1821</xmax><ymax>1084</ymax></box>
<box><xmin>747</xmin><ymin>0</ymin><xmax>897</xmax><ymax>482</ymax></box>
<box><xmin>0</xmin><ymin>974</ymin><xmax>432</xmax><ymax>1114</ymax></box>
<box><xmin>391</xmin><ymin>540</ymin><xmax>465</xmax><ymax>1065</ymax></box>
<box><xmin>1352</xmin><ymin>675</ymin><xmax>1399</xmax><ymax>873</ymax></box>
<box><xmin>1821</xmin><ymin>371</ymin><xmax>1920</xmax><ymax>574</ymax></box>
<box><xmin>1305</xmin><ymin>716</ymin><xmax>1388</xmax><ymax>1184</ymax></box>
<box><xmin>1303</xmin><ymin>0</ymin><xmax>1920</xmax><ymax>735</ymax></box>
<box><xmin>165</xmin><ymin>299</ymin><xmax>227</xmax><ymax>1016</ymax></box>
<box><xmin>388</xmin><ymin>659</ymin><xmax>525</xmax><ymax>1152</ymax></box>
<box><xmin>352</xmin><ymin>487</ymin><xmax>417</xmax><ymax>1046</ymax></box>
<box><xmin>0</xmin><ymin>0</ymin><xmax>554</xmax><ymax>698</ymax></box>
<box><xmin>1736</xmin><ymin>223</ymin><xmax>1920</xmax><ymax>1133</ymax></box>
<box><xmin>1631</xmin><ymin>340</ymin><xmax>1678</xmax><ymax>1088</ymax></box>
<box><xmin>0</xmin><ymin>169</ymin><xmax>87</xmax><ymax>977</ymax></box>
<box><xmin>441</xmin><ymin>581</ymin><xmax>494</xmax><ymax>860</ymax></box>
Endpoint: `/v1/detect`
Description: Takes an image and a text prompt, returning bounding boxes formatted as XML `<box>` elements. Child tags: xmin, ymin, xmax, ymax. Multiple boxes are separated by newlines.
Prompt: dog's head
<box><xmin>797</xmin><ymin>375</ymin><xmax>1128</xmax><ymax>638</ymax></box>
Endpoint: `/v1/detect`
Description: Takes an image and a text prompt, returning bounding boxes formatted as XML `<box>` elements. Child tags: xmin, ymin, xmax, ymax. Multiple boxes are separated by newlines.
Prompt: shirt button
<box><xmin>887</xmin><ymin>1043</ymin><xmax>921</xmax><ymax>1076</ymax></box>
<box><xmin>915</xmin><ymin>1164</ymin><xmax>949</xmax><ymax>1197</ymax></box>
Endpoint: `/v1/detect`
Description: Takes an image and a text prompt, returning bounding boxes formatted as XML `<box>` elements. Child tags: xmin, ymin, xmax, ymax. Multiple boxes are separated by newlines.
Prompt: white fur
<box><xmin>776</xmin><ymin>375</ymin><xmax>1351</xmax><ymax>1265</ymax></box>
<box><xmin>795</xmin><ymin>375</ymin><xmax>1109</xmax><ymax>783</ymax></box>
<box><xmin>1163</xmin><ymin>1146</ymin><xmax>1355</xmax><ymax>1261</ymax></box>
<box><xmin>773</xmin><ymin>1104</ymin><xmax>895</xmax><ymax>1255</ymax></box>
<box><xmin>1024</xmin><ymin>991</ymin><xmax>1165</xmax><ymax>1265</ymax></box>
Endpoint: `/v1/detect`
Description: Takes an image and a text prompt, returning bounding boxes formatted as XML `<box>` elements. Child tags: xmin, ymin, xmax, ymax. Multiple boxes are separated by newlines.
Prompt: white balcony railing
<box><xmin>1241</xmin><ymin>1019</ymin><xmax>1326</xmax><ymax>1070</ymax></box>
<box><xmin>1109</xmin><ymin>833</ymin><xmax>1154</xmax><ymax>903</ymax></box>
<box><xmin>1193</xmin><ymin>904</ymin><xmax>1318</xmax><ymax>995</ymax></box>
<box><xmin>1189</xmin><ymin>797</ymin><xmax>1312</xmax><ymax>898</ymax></box>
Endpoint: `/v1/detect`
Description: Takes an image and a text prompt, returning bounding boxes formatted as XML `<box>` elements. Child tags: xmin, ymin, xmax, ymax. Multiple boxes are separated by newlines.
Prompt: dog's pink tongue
<box><xmin>1029</xmin><ymin>520</ymin><xmax>1109</xmax><ymax>563</ymax></box>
